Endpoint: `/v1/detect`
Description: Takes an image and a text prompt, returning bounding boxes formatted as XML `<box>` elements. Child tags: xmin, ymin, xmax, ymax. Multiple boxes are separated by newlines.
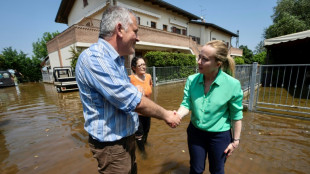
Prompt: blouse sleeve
<box><xmin>228</xmin><ymin>81</ymin><xmax>243</xmax><ymax>120</ymax></box>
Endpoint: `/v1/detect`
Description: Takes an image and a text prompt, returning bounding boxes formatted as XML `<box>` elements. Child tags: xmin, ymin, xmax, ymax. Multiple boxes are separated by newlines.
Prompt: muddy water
<box><xmin>0</xmin><ymin>82</ymin><xmax>309</xmax><ymax>174</ymax></box>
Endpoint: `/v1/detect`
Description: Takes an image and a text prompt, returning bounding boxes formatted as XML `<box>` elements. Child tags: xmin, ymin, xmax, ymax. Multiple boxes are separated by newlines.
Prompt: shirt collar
<box><xmin>198</xmin><ymin>69</ymin><xmax>225</xmax><ymax>86</ymax></box>
<box><xmin>98</xmin><ymin>38</ymin><xmax>121</xmax><ymax>60</ymax></box>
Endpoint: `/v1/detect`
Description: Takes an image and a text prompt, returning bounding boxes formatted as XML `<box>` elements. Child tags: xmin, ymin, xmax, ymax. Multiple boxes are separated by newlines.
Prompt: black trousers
<box><xmin>135</xmin><ymin>115</ymin><xmax>151</xmax><ymax>141</ymax></box>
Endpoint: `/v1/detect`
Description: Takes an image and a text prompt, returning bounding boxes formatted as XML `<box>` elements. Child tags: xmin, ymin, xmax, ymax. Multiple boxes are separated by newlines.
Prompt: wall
<box><xmin>48</xmin><ymin>44</ymin><xmax>75</xmax><ymax>71</ymax></box>
<box><xmin>119</xmin><ymin>0</ymin><xmax>188</xmax><ymax>33</ymax></box>
<box><xmin>68</xmin><ymin>0</ymin><xmax>106</xmax><ymax>26</ymax></box>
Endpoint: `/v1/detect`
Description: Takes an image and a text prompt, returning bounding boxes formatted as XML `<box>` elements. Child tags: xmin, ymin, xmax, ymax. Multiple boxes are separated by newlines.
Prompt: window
<box><xmin>196</xmin><ymin>37</ymin><xmax>200</xmax><ymax>44</ymax></box>
<box><xmin>190</xmin><ymin>35</ymin><xmax>201</xmax><ymax>44</ymax></box>
<box><xmin>163</xmin><ymin>25</ymin><xmax>167</xmax><ymax>31</ymax></box>
<box><xmin>86</xmin><ymin>22</ymin><xmax>91</xmax><ymax>26</ymax></box>
<box><xmin>151</xmin><ymin>21</ymin><xmax>156</xmax><ymax>28</ymax></box>
<box><xmin>171</xmin><ymin>27</ymin><xmax>175</xmax><ymax>33</ymax></box>
<box><xmin>137</xmin><ymin>17</ymin><xmax>140</xmax><ymax>25</ymax></box>
<box><xmin>182</xmin><ymin>29</ymin><xmax>187</xmax><ymax>36</ymax></box>
<box><xmin>171</xmin><ymin>26</ymin><xmax>181</xmax><ymax>34</ymax></box>
<box><xmin>83</xmin><ymin>0</ymin><xmax>88</xmax><ymax>7</ymax></box>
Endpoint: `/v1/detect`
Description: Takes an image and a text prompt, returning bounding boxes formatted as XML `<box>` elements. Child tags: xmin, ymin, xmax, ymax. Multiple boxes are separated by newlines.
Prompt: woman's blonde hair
<box><xmin>205</xmin><ymin>40</ymin><xmax>235</xmax><ymax>77</ymax></box>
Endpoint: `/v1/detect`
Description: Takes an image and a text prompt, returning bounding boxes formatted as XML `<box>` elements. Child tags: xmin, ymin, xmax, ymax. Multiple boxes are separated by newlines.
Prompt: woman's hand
<box><xmin>224</xmin><ymin>141</ymin><xmax>239</xmax><ymax>158</ymax></box>
<box><xmin>136</xmin><ymin>85</ymin><xmax>145</xmax><ymax>96</ymax></box>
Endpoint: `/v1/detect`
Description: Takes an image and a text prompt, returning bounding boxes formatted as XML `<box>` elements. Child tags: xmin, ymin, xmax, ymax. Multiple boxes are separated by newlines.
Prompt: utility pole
<box><xmin>236</xmin><ymin>30</ymin><xmax>239</xmax><ymax>48</ymax></box>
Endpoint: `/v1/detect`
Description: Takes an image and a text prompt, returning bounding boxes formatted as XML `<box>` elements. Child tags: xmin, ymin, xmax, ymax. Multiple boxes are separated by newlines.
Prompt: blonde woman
<box><xmin>177</xmin><ymin>40</ymin><xmax>243</xmax><ymax>174</ymax></box>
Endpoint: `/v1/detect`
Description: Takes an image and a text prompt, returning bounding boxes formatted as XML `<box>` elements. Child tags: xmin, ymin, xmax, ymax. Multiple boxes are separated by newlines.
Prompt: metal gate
<box><xmin>243</xmin><ymin>63</ymin><xmax>310</xmax><ymax>119</ymax></box>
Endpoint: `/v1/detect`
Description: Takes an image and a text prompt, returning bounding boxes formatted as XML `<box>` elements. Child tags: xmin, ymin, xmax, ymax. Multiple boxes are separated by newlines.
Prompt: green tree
<box><xmin>0</xmin><ymin>47</ymin><xmax>21</xmax><ymax>70</ymax></box>
<box><xmin>1</xmin><ymin>47</ymin><xmax>42</xmax><ymax>82</ymax></box>
<box><xmin>264</xmin><ymin>0</ymin><xmax>310</xmax><ymax>39</ymax></box>
<box><xmin>239</xmin><ymin>45</ymin><xmax>253</xmax><ymax>64</ymax></box>
<box><xmin>32</xmin><ymin>31</ymin><xmax>59</xmax><ymax>60</ymax></box>
<box><xmin>254</xmin><ymin>40</ymin><xmax>266</xmax><ymax>54</ymax></box>
<box><xmin>234</xmin><ymin>57</ymin><xmax>245</xmax><ymax>64</ymax></box>
<box><xmin>68</xmin><ymin>47</ymin><xmax>82</xmax><ymax>70</ymax></box>
<box><xmin>0</xmin><ymin>54</ymin><xmax>4</xmax><ymax>69</ymax></box>
<box><xmin>252</xmin><ymin>51</ymin><xmax>267</xmax><ymax>64</ymax></box>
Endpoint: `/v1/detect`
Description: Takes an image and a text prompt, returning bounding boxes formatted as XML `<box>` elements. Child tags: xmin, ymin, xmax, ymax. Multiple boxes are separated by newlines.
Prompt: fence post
<box><xmin>152</xmin><ymin>66</ymin><xmax>156</xmax><ymax>87</ymax></box>
<box><xmin>248</xmin><ymin>62</ymin><xmax>258</xmax><ymax>111</ymax></box>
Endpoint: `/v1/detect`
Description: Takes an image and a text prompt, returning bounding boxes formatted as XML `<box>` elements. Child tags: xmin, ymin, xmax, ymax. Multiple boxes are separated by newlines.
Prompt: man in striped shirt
<box><xmin>75</xmin><ymin>6</ymin><xmax>181</xmax><ymax>174</ymax></box>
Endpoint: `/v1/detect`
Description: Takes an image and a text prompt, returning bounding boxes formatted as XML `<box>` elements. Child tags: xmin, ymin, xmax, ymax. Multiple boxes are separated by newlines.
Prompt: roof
<box><xmin>144</xmin><ymin>0</ymin><xmax>200</xmax><ymax>20</ymax></box>
<box><xmin>55</xmin><ymin>0</ymin><xmax>200</xmax><ymax>24</ymax></box>
<box><xmin>55</xmin><ymin>0</ymin><xmax>75</xmax><ymax>24</ymax></box>
<box><xmin>189</xmin><ymin>21</ymin><xmax>238</xmax><ymax>37</ymax></box>
<box><xmin>264</xmin><ymin>30</ymin><xmax>310</xmax><ymax>46</ymax></box>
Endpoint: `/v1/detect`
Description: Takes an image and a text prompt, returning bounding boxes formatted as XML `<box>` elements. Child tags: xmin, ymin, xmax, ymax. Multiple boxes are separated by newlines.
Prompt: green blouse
<box><xmin>181</xmin><ymin>69</ymin><xmax>243</xmax><ymax>132</ymax></box>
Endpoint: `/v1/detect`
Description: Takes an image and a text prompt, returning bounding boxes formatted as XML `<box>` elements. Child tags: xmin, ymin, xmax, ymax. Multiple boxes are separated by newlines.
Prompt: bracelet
<box><xmin>233</xmin><ymin>138</ymin><xmax>240</xmax><ymax>142</ymax></box>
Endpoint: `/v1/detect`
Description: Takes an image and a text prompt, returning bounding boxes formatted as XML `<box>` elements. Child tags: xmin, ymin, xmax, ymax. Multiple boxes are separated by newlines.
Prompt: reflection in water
<box><xmin>0</xmin><ymin>82</ymin><xmax>309</xmax><ymax>174</ymax></box>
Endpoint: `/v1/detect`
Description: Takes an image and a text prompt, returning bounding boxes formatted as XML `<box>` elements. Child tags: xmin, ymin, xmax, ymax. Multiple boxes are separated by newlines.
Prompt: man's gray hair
<box><xmin>99</xmin><ymin>6</ymin><xmax>136</xmax><ymax>39</ymax></box>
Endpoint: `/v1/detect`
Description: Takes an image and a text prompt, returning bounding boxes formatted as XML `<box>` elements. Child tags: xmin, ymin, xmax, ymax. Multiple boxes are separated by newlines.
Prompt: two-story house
<box><xmin>46</xmin><ymin>0</ymin><xmax>241</xmax><ymax>75</ymax></box>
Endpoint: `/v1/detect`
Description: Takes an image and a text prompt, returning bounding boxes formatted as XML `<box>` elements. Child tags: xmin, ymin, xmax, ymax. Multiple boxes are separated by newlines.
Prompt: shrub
<box><xmin>234</xmin><ymin>57</ymin><xmax>245</xmax><ymax>64</ymax></box>
<box><xmin>145</xmin><ymin>51</ymin><xmax>196</xmax><ymax>67</ymax></box>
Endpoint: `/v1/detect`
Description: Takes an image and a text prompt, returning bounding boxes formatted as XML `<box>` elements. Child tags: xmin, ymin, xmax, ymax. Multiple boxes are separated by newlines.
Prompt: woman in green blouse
<box><xmin>177</xmin><ymin>40</ymin><xmax>243</xmax><ymax>174</ymax></box>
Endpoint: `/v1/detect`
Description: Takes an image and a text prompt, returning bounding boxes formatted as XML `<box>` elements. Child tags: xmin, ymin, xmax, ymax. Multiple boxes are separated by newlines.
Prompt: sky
<box><xmin>0</xmin><ymin>0</ymin><xmax>278</xmax><ymax>57</ymax></box>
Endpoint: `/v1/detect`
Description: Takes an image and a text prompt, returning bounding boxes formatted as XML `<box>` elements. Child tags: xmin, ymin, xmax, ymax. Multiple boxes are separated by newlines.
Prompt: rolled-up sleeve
<box><xmin>229</xmin><ymin>81</ymin><xmax>243</xmax><ymax>120</ymax></box>
<box><xmin>83</xmin><ymin>54</ymin><xmax>142</xmax><ymax>113</ymax></box>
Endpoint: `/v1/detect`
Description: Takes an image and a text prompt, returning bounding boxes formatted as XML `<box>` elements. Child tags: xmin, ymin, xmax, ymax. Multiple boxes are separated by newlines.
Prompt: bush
<box><xmin>252</xmin><ymin>51</ymin><xmax>266</xmax><ymax>64</ymax></box>
<box><xmin>234</xmin><ymin>57</ymin><xmax>245</xmax><ymax>64</ymax></box>
<box><xmin>145</xmin><ymin>51</ymin><xmax>196</xmax><ymax>67</ymax></box>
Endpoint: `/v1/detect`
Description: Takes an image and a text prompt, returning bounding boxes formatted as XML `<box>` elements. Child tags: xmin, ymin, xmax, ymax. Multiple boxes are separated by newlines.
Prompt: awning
<box><xmin>135</xmin><ymin>41</ymin><xmax>194</xmax><ymax>54</ymax></box>
<box><xmin>264</xmin><ymin>30</ymin><xmax>310</xmax><ymax>46</ymax></box>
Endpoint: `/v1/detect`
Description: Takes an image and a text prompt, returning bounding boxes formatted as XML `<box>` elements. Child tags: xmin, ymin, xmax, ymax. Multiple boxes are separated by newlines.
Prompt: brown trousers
<box><xmin>88</xmin><ymin>135</ymin><xmax>137</xmax><ymax>174</ymax></box>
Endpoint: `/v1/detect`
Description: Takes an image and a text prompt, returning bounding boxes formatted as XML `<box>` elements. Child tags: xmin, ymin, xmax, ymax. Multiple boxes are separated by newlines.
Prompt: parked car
<box><xmin>0</xmin><ymin>71</ymin><xmax>15</xmax><ymax>88</ymax></box>
<box><xmin>53</xmin><ymin>66</ymin><xmax>78</xmax><ymax>92</ymax></box>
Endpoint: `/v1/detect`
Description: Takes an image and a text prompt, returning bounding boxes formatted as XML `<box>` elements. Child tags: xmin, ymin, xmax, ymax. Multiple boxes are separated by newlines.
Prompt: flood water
<box><xmin>0</xmin><ymin>82</ymin><xmax>310</xmax><ymax>174</ymax></box>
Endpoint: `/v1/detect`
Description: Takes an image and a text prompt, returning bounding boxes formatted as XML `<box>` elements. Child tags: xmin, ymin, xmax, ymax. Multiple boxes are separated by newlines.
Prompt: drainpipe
<box><xmin>210</xmin><ymin>30</ymin><xmax>213</xmax><ymax>41</ymax></box>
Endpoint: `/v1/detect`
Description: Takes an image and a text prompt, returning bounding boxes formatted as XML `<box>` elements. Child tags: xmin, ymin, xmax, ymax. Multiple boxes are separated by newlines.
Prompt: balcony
<box><xmin>47</xmin><ymin>18</ymin><xmax>201</xmax><ymax>56</ymax></box>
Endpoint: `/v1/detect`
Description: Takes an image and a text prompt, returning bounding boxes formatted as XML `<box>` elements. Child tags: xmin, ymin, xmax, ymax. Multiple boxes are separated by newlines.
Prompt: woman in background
<box><xmin>129</xmin><ymin>57</ymin><xmax>153</xmax><ymax>152</ymax></box>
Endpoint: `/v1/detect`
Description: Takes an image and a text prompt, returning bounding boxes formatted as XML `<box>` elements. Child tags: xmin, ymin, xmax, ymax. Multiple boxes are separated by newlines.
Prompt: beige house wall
<box><xmin>48</xmin><ymin>44</ymin><xmax>76</xmax><ymax>71</ymax></box>
<box><xmin>188</xmin><ymin>24</ymin><xmax>232</xmax><ymax>46</ymax></box>
<box><xmin>49</xmin><ymin>51</ymin><xmax>60</xmax><ymax>70</ymax></box>
<box><xmin>119</xmin><ymin>0</ymin><xmax>188</xmax><ymax>32</ymax></box>
<box><xmin>67</xmin><ymin>0</ymin><xmax>189</xmax><ymax>33</ymax></box>
<box><xmin>68</xmin><ymin>0</ymin><xmax>105</xmax><ymax>26</ymax></box>
<box><xmin>208</xmin><ymin>29</ymin><xmax>231</xmax><ymax>44</ymax></box>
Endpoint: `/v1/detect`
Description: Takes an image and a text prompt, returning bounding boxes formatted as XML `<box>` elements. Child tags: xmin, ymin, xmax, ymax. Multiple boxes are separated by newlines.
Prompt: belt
<box><xmin>88</xmin><ymin>134</ymin><xmax>134</xmax><ymax>148</ymax></box>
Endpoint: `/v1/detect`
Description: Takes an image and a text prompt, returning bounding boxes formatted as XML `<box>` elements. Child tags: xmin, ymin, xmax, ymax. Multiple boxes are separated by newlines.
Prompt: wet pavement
<box><xmin>0</xmin><ymin>82</ymin><xmax>309</xmax><ymax>174</ymax></box>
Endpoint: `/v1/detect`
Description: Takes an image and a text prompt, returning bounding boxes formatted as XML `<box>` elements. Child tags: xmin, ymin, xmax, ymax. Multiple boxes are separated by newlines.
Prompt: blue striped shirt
<box><xmin>75</xmin><ymin>38</ymin><xmax>142</xmax><ymax>142</ymax></box>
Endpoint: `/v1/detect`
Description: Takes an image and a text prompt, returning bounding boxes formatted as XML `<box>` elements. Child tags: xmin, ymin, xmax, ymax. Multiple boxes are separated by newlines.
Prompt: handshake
<box><xmin>165</xmin><ymin>110</ymin><xmax>183</xmax><ymax>128</ymax></box>
<box><xmin>164</xmin><ymin>106</ymin><xmax>189</xmax><ymax>128</ymax></box>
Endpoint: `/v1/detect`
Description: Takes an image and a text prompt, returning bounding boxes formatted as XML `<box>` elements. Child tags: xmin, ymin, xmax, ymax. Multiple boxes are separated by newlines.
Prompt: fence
<box><xmin>128</xmin><ymin>64</ymin><xmax>310</xmax><ymax>119</ymax></box>
<box><xmin>127</xmin><ymin>66</ymin><xmax>197</xmax><ymax>86</ymax></box>
<box><xmin>42</xmin><ymin>71</ymin><xmax>53</xmax><ymax>83</ymax></box>
<box><xmin>254</xmin><ymin>64</ymin><xmax>310</xmax><ymax>119</ymax></box>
